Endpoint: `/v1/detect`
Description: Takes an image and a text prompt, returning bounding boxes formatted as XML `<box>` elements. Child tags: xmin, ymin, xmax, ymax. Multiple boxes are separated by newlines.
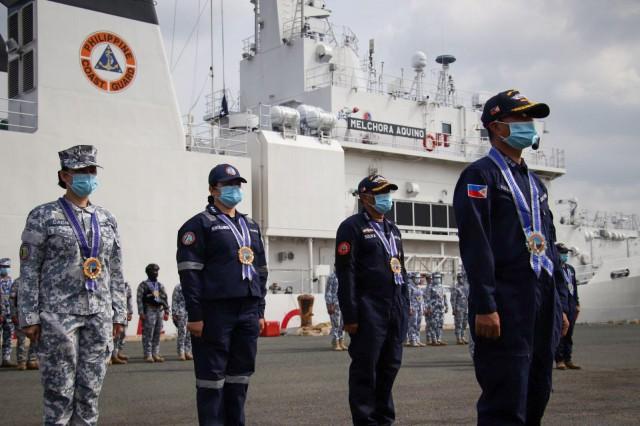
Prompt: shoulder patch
<box><xmin>19</xmin><ymin>243</ymin><xmax>31</xmax><ymax>261</ymax></box>
<box><xmin>337</xmin><ymin>241</ymin><xmax>351</xmax><ymax>256</ymax></box>
<box><xmin>181</xmin><ymin>231</ymin><xmax>196</xmax><ymax>246</ymax></box>
<box><xmin>467</xmin><ymin>184</ymin><xmax>488</xmax><ymax>199</ymax></box>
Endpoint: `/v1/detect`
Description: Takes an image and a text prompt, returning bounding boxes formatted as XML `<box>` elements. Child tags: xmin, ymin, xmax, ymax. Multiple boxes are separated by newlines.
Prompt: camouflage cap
<box><xmin>0</xmin><ymin>258</ymin><xmax>10</xmax><ymax>267</ymax></box>
<box><xmin>58</xmin><ymin>145</ymin><xmax>101</xmax><ymax>170</ymax></box>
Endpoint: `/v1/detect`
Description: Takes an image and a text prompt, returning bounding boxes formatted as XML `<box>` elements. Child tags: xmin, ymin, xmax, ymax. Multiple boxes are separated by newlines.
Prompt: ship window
<box><xmin>22</xmin><ymin>3</ymin><xmax>34</xmax><ymax>45</ymax></box>
<box><xmin>448</xmin><ymin>206</ymin><xmax>457</xmax><ymax>228</ymax></box>
<box><xmin>479</xmin><ymin>128</ymin><xmax>489</xmax><ymax>139</ymax></box>
<box><xmin>8</xmin><ymin>58</ymin><xmax>19</xmax><ymax>98</ymax></box>
<box><xmin>414</xmin><ymin>203</ymin><xmax>430</xmax><ymax>227</ymax></box>
<box><xmin>23</xmin><ymin>50</ymin><xmax>34</xmax><ymax>92</ymax></box>
<box><xmin>395</xmin><ymin>202</ymin><xmax>413</xmax><ymax>226</ymax></box>
<box><xmin>441</xmin><ymin>122</ymin><xmax>452</xmax><ymax>135</ymax></box>
<box><xmin>8</xmin><ymin>13</ymin><xmax>18</xmax><ymax>42</ymax></box>
<box><xmin>432</xmin><ymin>204</ymin><xmax>448</xmax><ymax>228</ymax></box>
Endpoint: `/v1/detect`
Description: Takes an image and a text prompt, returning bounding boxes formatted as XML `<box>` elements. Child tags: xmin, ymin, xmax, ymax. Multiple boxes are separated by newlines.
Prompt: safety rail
<box><xmin>0</xmin><ymin>97</ymin><xmax>38</xmax><ymax>132</ymax></box>
<box><xmin>184</xmin><ymin>120</ymin><xmax>248</xmax><ymax>156</ymax></box>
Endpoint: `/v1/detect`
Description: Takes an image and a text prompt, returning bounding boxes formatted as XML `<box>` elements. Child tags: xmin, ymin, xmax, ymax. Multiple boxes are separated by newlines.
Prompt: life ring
<box><xmin>423</xmin><ymin>133</ymin><xmax>436</xmax><ymax>151</ymax></box>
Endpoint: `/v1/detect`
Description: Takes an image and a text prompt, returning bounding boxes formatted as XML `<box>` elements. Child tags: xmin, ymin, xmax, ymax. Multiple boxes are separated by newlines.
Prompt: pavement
<box><xmin>0</xmin><ymin>323</ymin><xmax>639</xmax><ymax>425</ymax></box>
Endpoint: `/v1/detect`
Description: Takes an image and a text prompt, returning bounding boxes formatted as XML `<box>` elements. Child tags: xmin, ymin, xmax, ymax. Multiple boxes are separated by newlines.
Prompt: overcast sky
<box><xmin>2</xmin><ymin>1</ymin><xmax>638</xmax><ymax>216</ymax></box>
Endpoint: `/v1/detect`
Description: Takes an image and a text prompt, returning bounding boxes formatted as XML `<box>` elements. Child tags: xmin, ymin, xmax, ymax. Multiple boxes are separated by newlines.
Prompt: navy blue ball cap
<box><xmin>358</xmin><ymin>174</ymin><xmax>398</xmax><ymax>194</ymax></box>
<box><xmin>208</xmin><ymin>163</ymin><xmax>247</xmax><ymax>185</ymax></box>
<box><xmin>481</xmin><ymin>89</ymin><xmax>550</xmax><ymax>127</ymax></box>
<box><xmin>555</xmin><ymin>242</ymin><xmax>570</xmax><ymax>254</ymax></box>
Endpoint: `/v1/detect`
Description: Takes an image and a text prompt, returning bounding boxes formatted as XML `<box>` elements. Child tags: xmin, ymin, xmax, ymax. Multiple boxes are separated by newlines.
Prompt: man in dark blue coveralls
<box><xmin>453</xmin><ymin>90</ymin><xmax>570</xmax><ymax>426</ymax></box>
<box><xmin>335</xmin><ymin>175</ymin><xmax>409</xmax><ymax>426</ymax></box>
<box><xmin>176</xmin><ymin>163</ymin><xmax>267</xmax><ymax>426</ymax></box>
<box><xmin>554</xmin><ymin>242</ymin><xmax>581</xmax><ymax>371</ymax></box>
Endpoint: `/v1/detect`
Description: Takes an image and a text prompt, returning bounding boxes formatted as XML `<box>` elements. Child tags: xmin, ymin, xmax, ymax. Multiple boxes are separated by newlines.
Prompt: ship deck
<box><xmin>1</xmin><ymin>324</ymin><xmax>639</xmax><ymax>425</ymax></box>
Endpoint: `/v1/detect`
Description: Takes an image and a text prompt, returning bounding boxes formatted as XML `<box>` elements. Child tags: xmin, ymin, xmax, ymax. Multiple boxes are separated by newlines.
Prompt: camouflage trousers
<box><xmin>38</xmin><ymin>311</ymin><xmax>112</xmax><ymax>426</ymax></box>
<box><xmin>453</xmin><ymin>310</ymin><xmax>468</xmax><ymax>340</ymax></box>
<box><xmin>407</xmin><ymin>308</ymin><xmax>423</xmax><ymax>342</ymax></box>
<box><xmin>15</xmin><ymin>329</ymin><xmax>38</xmax><ymax>363</ymax></box>
<box><xmin>112</xmin><ymin>324</ymin><xmax>127</xmax><ymax>357</ymax></box>
<box><xmin>329</xmin><ymin>308</ymin><xmax>344</xmax><ymax>341</ymax></box>
<box><xmin>1</xmin><ymin>318</ymin><xmax>14</xmax><ymax>360</ymax></box>
<box><xmin>173</xmin><ymin>317</ymin><xmax>192</xmax><ymax>355</ymax></box>
<box><xmin>426</xmin><ymin>311</ymin><xmax>445</xmax><ymax>341</ymax></box>
<box><xmin>142</xmin><ymin>307</ymin><xmax>164</xmax><ymax>357</ymax></box>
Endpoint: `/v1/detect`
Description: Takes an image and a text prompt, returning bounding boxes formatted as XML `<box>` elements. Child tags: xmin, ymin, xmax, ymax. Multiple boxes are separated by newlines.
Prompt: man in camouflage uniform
<box><xmin>325</xmin><ymin>272</ymin><xmax>346</xmax><ymax>351</ymax></box>
<box><xmin>111</xmin><ymin>281</ymin><xmax>134</xmax><ymax>365</ymax></box>
<box><xmin>137</xmin><ymin>263</ymin><xmax>169</xmax><ymax>362</ymax></box>
<box><xmin>406</xmin><ymin>272</ymin><xmax>426</xmax><ymax>347</ymax></box>
<box><xmin>10</xmin><ymin>277</ymin><xmax>39</xmax><ymax>370</ymax></box>
<box><xmin>18</xmin><ymin>145</ymin><xmax>126</xmax><ymax>425</ymax></box>
<box><xmin>450</xmin><ymin>272</ymin><xmax>469</xmax><ymax>345</ymax></box>
<box><xmin>425</xmin><ymin>272</ymin><xmax>449</xmax><ymax>346</ymax></box>
<box><xmin>0</xmin><ymin>258</ymin><xmax>17</xmax><ymax>367</ymax></box>
<box><xmin>171</xmin><ymin>283</ymin><xmax>193</xmax><ymax>361</ymax></box>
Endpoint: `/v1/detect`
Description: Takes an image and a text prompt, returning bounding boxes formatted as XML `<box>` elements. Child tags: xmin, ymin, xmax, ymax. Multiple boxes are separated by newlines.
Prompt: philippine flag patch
<box><xmin>467</xmin><ymin>184</ymin><xmax>488</xmax><ymax>199</ymax></box>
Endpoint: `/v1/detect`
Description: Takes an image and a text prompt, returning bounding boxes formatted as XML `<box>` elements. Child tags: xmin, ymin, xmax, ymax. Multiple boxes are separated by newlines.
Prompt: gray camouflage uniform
<box><xmin>10</xmin><ymin>278</ymin><xmax>38</xmax><ymax>363</ymax></box>
<box><xmin>112</xmin><ymin>282</ymin><xmax>133</xmax><ymax>357</ymax></box>
<box><xmin>407</xmin><ymin>273</ymin><xmax>425</xmax><ymax>344</ymax></box>
<box><xmin>324</xmin><ymin>273</ymin><xmax>344</xmax><ymax>342</ymax></box>
<box><xmin>425</xmin><ymin>274</ymin><xmax>449</xmax><ymax>343</ymax></box>
<box><xmin>0</xmin><ymin>273</ymin><xmax>14</xmax><ymax>362</ymax></box>
<box><xmin>137</xmin><ymin>280</ymin><xmax>169</xmax><ymax>357</ymax></box>
<box><xmin>171</xmin><ymin>284</ymin><xmax>192</xmax><ymax>356</ymax></box>
<box><xmin>18</xmin><ymin>145</ymin><xmax>126</xmax><ymax>425</ymax></box>
<box><xmin>450</xmin><ymin>276</ymin><xmax>469</xmax><ymax>341</ymax></box>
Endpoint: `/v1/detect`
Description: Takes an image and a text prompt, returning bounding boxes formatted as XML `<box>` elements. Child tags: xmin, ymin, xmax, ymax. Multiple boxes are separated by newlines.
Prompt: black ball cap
<box><xmin>555</xmin><ymin>242</ymin><xmax>570</xmax><ymax>254</ymax></box>
<box><xmin>358</xmin><ymin>174</ymin><xmax>398</xmax><ymax>194</ymax></box>
<box><xmin>208</xmin><ymin>163</ymin><xmax>248</xmax><ymax>185</ymax></box>
<box><xmin>481</xmin><ymin>89</ymin><xmax>550</xmax><ymax>127</ymax></box>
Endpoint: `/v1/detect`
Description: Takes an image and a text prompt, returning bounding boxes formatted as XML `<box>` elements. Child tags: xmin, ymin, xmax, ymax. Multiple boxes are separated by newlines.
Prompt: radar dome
<box><xmin>412</xmin><ymin>51</ymin><xmax>427</xmax><ymax>71</ymax></box>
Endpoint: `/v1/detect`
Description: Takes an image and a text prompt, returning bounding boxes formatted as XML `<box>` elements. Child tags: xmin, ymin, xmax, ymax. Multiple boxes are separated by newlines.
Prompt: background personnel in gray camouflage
<box><xmin>0</xmin><ymin>257</ymin><xmax>16</xmax><ymax>367</ymax></box>
<box><xmin>425</xmin><ymin>272</ymin><xmax>449</xmax><ymax>346</ymax></box>
<box><xmin>18</xmin><ymin>145</ymin><xmax>126</xmax><ymax>425</ymax></box>
<box><xmin>171</xmin><ymin>283</ymin><xmax>193</xmax><ymax>360</ymax></box>
<box><xmin>325</xmin><ymin>271</ymin><xmax>346</xmax><ymax>351</ymax></box>
<box><xmin>137</xmin><ymin>263</ymin><xmax>169</xmax><ymax>362</ymax></box>
<box><xmin>450</xmin><ymin>272</ymin><xmax>469</xmax><ymax>345</ymax></box>
<box><xmin>10</xmin><ymin>277</ymin><xmax>39</xmax><ymax>370</ymax></box>
<box><xmin>111</xmin><ymin>281</ymin><xmax>134</xmax><ymax>365</ymax></box>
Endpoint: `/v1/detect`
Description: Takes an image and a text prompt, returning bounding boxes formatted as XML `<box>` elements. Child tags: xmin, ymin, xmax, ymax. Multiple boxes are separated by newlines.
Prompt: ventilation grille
<box><xmin>9</xmin><ymin>59</ymin><xmax>20</xmax><ymax>98</ymax></box>
<box><xmin>8</xmin><ymin>13</ymin><xmax>19</xmax><ymax>43</ymax></box>
<box><xmin>22</xmin><ymin>3</ymin><xmax>34</xmax><ymax>45</ymax></box>
<box><xmin>23</xmin><ymin>50</ymin><xmax>35</xmax><ymax>92</ymax></box>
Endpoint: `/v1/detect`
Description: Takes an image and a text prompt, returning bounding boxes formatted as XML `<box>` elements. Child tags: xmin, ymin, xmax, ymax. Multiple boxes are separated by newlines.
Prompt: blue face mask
<box><xmin>560</xmin><ymin>254</ymin><xmax>569</xmax><ymax>263</ymax></box>
<box><xmin>373</xmin><ymin>193</ymin><xmax>393</xmax><ymax>214</ymax></box>
<box><xmin>219</xmin><ymin>185</ymin><xmax>243</xmax><ymax>208</ymax></box>
<box><xmin>70</xmin><ymin>174</ymin><xmax>98</xmax><ymax>197</ymax></box>
<box><xmin>0</xmin><ymin>268</ymin><xmax>8</xmax><ymax>276</ymax></box>
<box><xmin>499</xmin><ymin>121</ymin><xmax>540</xmax><ymax>150</ymax></box>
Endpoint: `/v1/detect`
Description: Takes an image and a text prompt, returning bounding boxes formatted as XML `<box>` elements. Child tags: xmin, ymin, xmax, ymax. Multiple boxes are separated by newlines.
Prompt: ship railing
<box><xmin>0</xmin><ymin>97</ymin><xmax>38</xmax><ymax>132</ymax></box>
<box><xmin>571</xmin><ymin>211</ymin><xmax>640</xmax><ymax>231</ymax></box>
<box><xmin>334</xmin><ymin>126</ymin><xmax>566</xmax><ymax>169</ymax></box>
<box><xmin>183</xmin><ymin>120</ymin><xmax>248</xmax><ymax>156</ymax></box>
<box><xmin>204</xmin><ymin>90</ymin><xmax>241</xmax><ymax>120</ymax></box>
<box><xmin>242</xmin><ymin>36</ymin><xmax>257</xmax><ymax>58</ymax></box>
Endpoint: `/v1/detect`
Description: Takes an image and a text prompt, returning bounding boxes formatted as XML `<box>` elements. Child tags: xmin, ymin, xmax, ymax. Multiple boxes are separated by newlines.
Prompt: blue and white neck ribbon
<box><xmin>58</xmin><ymin>197</ymin><xmax>101</xmax><ymax>291</ymax></box>
<box><xmin>369</xmin><ymin>219</ymin><xmax>404</xmax><ymax>285</ymax></box>
<box><xmin>147</xmin><ymin>281</ymin><xmax>161</xmax><ymax>302</ymax></box>
<box><xmin>217</xmin><ymin>214</ymin><xmax>256</xmax><ymax>281</ymax></box>
<box><xmin>487</xmin><ymin>148</ymin><xmax>554</xmax><ymax>277</ymax></box>
<box><xmin>562</xmin><ymin>265</ymin><xmax>574</xmax><ymax>295</ymax></box>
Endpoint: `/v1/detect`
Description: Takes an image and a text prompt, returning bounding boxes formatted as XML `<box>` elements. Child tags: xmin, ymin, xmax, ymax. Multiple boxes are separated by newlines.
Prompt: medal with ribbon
<box><xmin>562</xmin><ymin>265</ymin><xmax>574</xmax><ymax>296</ymax></box>
<box><xmin>217</xmin><ymin>212</ymin><xmax>256</xmax><ymax>281</ymax></box>
<box><xmin>367</xmin><ymin>215</ymin><xmax>404</xmax><ymax>285</ymax></box>
<box><xmin>487</xmin><ymin>148</ymin><xmax>554</xmax><ymax>277</ymax></box>
<box><xmin>58</xmin><ymin>197</ymin><xmax>101</xmax><ymax>291</ymax></box>
<box><xmin>147</xmin><ymin>281</ymin><xmax>162</xmax><ymax>303</ymax></box>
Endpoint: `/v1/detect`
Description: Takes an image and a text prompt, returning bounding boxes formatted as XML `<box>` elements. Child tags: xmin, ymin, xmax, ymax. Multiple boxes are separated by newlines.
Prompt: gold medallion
<box><xmin>238</xmin><ymin>246</ymin><xmax>255</xmax><ymax>265</ymax></box>
<box><xmin>82</xmin><ymin>257</ymin><xmax>102</xmax><ymax>280</ymax></box>
<box><xmin>526</xmin><ymin>232</ymin><xmax>547</xmax><ymax>255</ymax></box>
<box><xmin>390</xmin><ymin>257</ymin><xmax>402</xmax><ymax>274</ymax></box>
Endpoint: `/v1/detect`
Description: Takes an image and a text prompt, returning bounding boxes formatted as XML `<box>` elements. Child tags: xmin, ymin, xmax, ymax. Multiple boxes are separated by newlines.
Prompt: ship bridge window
<box><xmin>479</xmin><ymin>128</ymin><xmax>489</xmax><ymax>139</ymax></box>
<box><xmin>359</xmin><ymin>199</ymin><xmax>457</xmax><ymax>236</ymax></box>
<box><xmin>441</xmin><ymin>122</ymin><xmax>452</xmax><ymax>135</ymax></box>
<box><xmin>395</xmin><ymin>202</ymin><xmax>413</xmax><ymax>226</ymax></box>
<box><xmin>414</xmin><ymin>203</ymin><xmax>430</xmax><ymax>227</ymax></box>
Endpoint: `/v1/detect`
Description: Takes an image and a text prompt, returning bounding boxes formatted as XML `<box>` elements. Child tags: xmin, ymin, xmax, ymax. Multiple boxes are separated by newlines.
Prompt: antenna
<box><xmin>435</xmin><ymin>54</ymin><xmax>456</xmax><ymax>106</ymax></box>
<box><xmin>411</xmin><ymin>51</ymin><xmax>427</xmax><ymax>102</ymax></box>
<box><xmin>367</xmin><ymin>39</ymin><xmax>376</xmax><ymax>92</ymax></box>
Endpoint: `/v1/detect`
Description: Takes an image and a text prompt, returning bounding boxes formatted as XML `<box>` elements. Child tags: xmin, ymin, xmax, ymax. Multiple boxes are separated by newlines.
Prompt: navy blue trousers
<box><xmin>192</xmin><ymin>298</ymin><xmax>260</xmax><ymax>426</ymax></box>
<box><xmin>470</xmin><ymin>273</ymin><xmax>562</xmax><ymax>426</ymax></box>
<box><xmin>347</xmin><ymin>295</ymin><xmax>408</xmax><ymax>426</ymax></box>
<box><xmin>555</xmin><ymin>308</ymin><xmax>577</xmax><ymax>362</ymax></box>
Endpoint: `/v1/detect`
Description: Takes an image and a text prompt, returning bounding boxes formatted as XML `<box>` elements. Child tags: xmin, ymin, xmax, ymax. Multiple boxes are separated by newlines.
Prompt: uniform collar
<box><xmin>361</xmin><ymin>209</ymin><xmax>386</xmax><ymax>225</ymax></box>
<box><xmin>66</xmin><ymin>199</ymin><xmax>97</xmax><ymax>214</ymax></box>
<box><xmin>495</xmin><ymin>148</ymin><xmax>529</xmax><ymax>172</ymax></box>
<box><xmin>206</xmin><ymin>203</ymin><xmax>246</xmax><ymax>218</ymax></box>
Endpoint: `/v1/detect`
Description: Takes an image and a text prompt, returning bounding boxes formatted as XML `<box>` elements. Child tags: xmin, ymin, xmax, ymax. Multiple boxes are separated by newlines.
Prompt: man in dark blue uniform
<box><xmin>453</xmin><ymin>90</ymin><xmax>570</xmax><ymax>426</ymax></box>
<box><xmin>176</xmin><ymin>164</ymin><xmax>267</xmax><ymax>426</ymax></box>
<box><xmin>555</xmin><ymin>242</ymin><xmax>581</xmax><ymax>371</ymax></box>
<box><xmin>335</xmin><ymin>175</ymin><xmax>409</xmax><ymax>426</ymax></box>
